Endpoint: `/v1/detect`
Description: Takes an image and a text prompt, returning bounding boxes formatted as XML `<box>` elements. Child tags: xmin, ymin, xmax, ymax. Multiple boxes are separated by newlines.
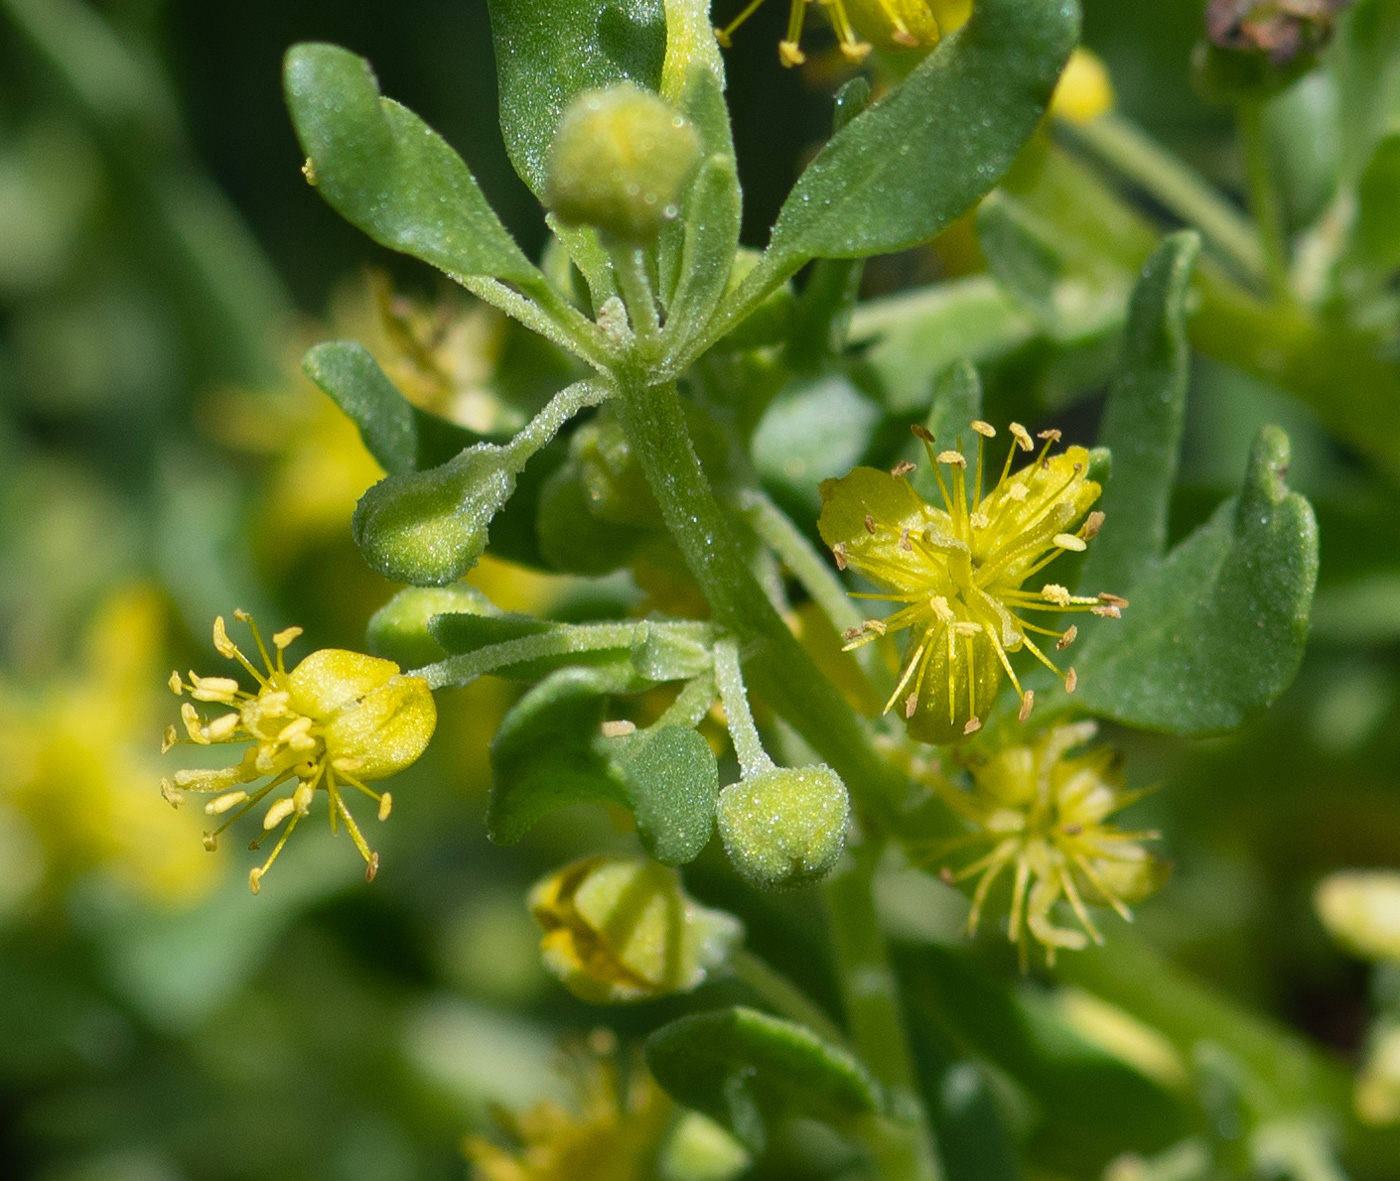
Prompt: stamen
<box><xmin>971</xmin><ymin>421</ymin><xmax>996</xmax><ymax>438</ymax></box>
<box><xmin>1053</xmin><ymin>533</ymin><xmax>1087</xmax><ymax>552</ymax></box>
<box><xmin>206</xmin><ymin>790</ymin><xmax>249</xmax><ymax>815</ymax></box>
<box><xmin>168</xmin><ymin>671</ymin><xmax>183</xmax><ymax>696</ymax></box>
<box><xmin>714</xmin><ymin>0</ymin><xmax>767</xmax><ymax>46</ymax></box>
<box><xmin>781</xmin><ymin>0</ymin><xmax>806</xmax><ymax>65</ymax></box>
<box><xmin>1057</xmin><ymin>625</ymin><xmax>1078</xmax><ymax>650</ymax></box>
<box><xmin>1019</xmin><ymin>690</ymin><xmax>1034</xmax><ymax>723</ymax></box>
<box><xmin>937</xmin><ymin>450</ymin><xmax>966</xmax><ymax>468</ymax></box>
<box><xmin>264</xmin><ymin>796</ymin><xmax>297</xmax><ymax>830</ymax></box>
<box><xmin>1065</xmin><ymin>667</ymin><xmax>1078</xmax><ymax>693</ymax></box>
<box><xmin>1009</xmin><ymin>423</ymin><xmax>1034</xmax><ymax>452</ymax></box>
<box><xmin>832</xmin><ymin>542</ymin><xmax>847</xmax><ymax>570</ymax></box>
<box><xmin>891</xmin><ymin>460</ymin><xmax>916</xmax><ymax>478</ymax></box>
<box><xmin>161</xmin><ymin>726</ymin><xmax>178</xmax><ymax>754</ymax></box>
<box><xmin>1082</xmin><ymin>511</ymin><xmax>1105</xmax><ymax>539</ymax></box>
<box><xmin>378</xmin><ymin>792</ymin><xmax>393</xmax><ymax>822</ymax></box>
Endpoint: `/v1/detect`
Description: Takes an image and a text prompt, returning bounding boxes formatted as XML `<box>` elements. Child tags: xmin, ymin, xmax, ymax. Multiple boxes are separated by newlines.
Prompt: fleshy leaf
<box><xmin>302</xmin><ymin>341</ymin><xmax>484</xmax><ymax>476</ymax></box>
<box><xmin>611</xmin><ymin>725</ymin><xmax>719</xmax><ymax>865</ymax></box>
<box><xmin>1075</xmin><ymin>425</ymin><xmax>1318</xmax><ymax>734</ymax></box>
<box><xmin>487</xmin><ymin>0</ymin><xmax>667</xmax><ymax>197</ymax></box>
<box><xmin>645</xmin><ymin>1006</ymin><xmax>881</xmax><ymax>1151</ymax></box>
<box><xmin>284</xmin><ymin>43</ymin><xmax>545</xmax><ymax>293</ymax></box>
<box><xmin>1078</xmin><ymin>233</ymin><xmax>1198</xmax><ymax>595</ymax></box>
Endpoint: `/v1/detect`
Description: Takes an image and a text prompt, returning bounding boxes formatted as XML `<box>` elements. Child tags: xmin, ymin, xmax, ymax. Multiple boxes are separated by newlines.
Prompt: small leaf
<box><xmin>765</xmin><ymin>0</ymin><xmax>1078</xmax><ymax>267</ymax></box>
<box><xmin>302</xmin><ymin>341</ymin><xmax>484</xmax><ymax>476</ymax></box>
<box><xmin>487</xmin><ymin>0</ymin><xmax>666</xmax><ymax>196</ymax></box>
<box><xmin>645</xmin><ymin>1006</ymin><xmax>881</xmax><ymax>1151</ymax></box>
<box><xmin>284</xmin><ymin>43</ymin><xmax>545</xmax><ymax>293</ymax></box>
<box><xmin>612</xmin><ymin>725</ymin><xmax>719</xmax><ymax>865</ymax></box>
<box><xmin>1079</xmin><ymin>233</ymin><xmax>1199</xmax><ymax>596</ymax></box>
<box><xmin>488</xmin><ymin>665</ymin><xmax>634</xmax><ymax>844</ymax></box>
<box><xmin>1075</xmin><ymin>425</ymin><xmax>1318</xmax><ymax>735</ymax></box>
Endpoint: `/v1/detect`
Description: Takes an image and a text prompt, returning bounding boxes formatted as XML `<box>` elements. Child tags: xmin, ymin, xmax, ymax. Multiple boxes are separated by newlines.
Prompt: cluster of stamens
<box><xmin>716</xmin><ymin>0</ymin><xmax>920</xmax><ymax>66</ymax></box>
<box><xmin>821</xmin><ymin>421</ymin><xmax>1126</xmax><ymax>742</ymax></box>
<box><xmin>918</xmin><ymin>722</ymin><xmax>1164</xmax><ymax>967</ymax></box>
<box><xmin>161</xmin><ymin>612</ymin><xmax>393</xmax><ymax>893</ymax></box>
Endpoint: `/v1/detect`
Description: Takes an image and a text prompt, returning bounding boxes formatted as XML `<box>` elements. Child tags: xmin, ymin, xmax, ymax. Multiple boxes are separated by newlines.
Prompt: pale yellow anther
<box><xmin>971</xmin><ymin>421</ymin><xmax>996</xmax><ymax>438</ymax></box>
<box><xmin>292</xmin><ymin>782</ymin><xmax>315</xmax><ymax>815</ymax></box>
<box><xmin>161</xmin><ymin>725</ymin><xmax>178</xmax><ymax>754</ymax></box>
<box><xmin>263</xmin><ymin>797</ymin><xmax>296</xmax><ymax>830</ymax></box>
<box><xmin>891</xmin><ymin>460</ymin><xmax>917</xmax><ymax>478</ymax></box>
<box><xmin>964</xmin><ymin>717</ymin><xmax>982</xmax><ymax>735</ymax></box>
<box><xmin>160</xmin><ymin>779</ymin><xmax>184</xmax><ymax>807</ymax></box>
<box><xmin>1007</xmin><ymin>483</ymin><xmax>1029</xmax><ymax>502</ymax></box>
<box><xmin>905</xmin><ymin>693</ymin><xmax>919</xmax><ymax>719</ymax></box>
<box><xmin>1065</xmin><ymin>667</ymin><xmax>1078</xmax><ymax>693</ymax></box>
<box><xmin>1042</xmin><ymin>584</ymin><xmax>1072</xmax><ymax>607</ymax></box>
<box><xmin>206</xmin><ymin>714</ymin><xmax>239</xmax><ymax>741</ymax></box>
<box><xmin>1083</xmin><ymin>511</ymin><xmax>1105</xmax><ymax>540</ymax></box>
<box><xmin>378</xmin><ymin>792</ymin><xmax>393</xmax><ymax>822</ymax></box>
<box><xmin>970</xmin><ymin>512</ymin><xmax>990</xmax><ymax>530</ymax></box>
<box><xmin>168</xmin><ymin>671</ymin><xmax>184</xmax><ymax>695</ymax></box>
<box><xmin>203</xmin><ymin>832</ymin><xmax>219</xmax><ymax>851</ymax></box>
<box><xmin>1010</xmin><ymin>423</ymin><xmax>1034</xmax><ymax>451</ymax></box>
<box><xmin>233</xmin><ymin>608</ymin><xmax>251</xmax><ymax>622</ymax></box>
<box><xmin>206</xmin><ymin>790</ymin><xmax>249</xmax><ymax>815</ymax></box>
<box><xmin>600</xmin><ymin>720</ymin><xmax>637</xmax><ymax>738</ymax></box>
<box><xmin>778</xmin><ymin>39</ymin><xmax>805</xmax><ymax>65</ymax></box>
<box><xmin>865</xmin><ymin>618</ymin><xmax>888</xmax><ymax>636</ymax></box>
<box><xmin>937</xmin><ymin>450</ymin><xmax>967</xmax><ymax>468</ymax></box>
<box><xmin>331</xmin><ymin>755</ymin><xmax>363</xmax><ymax>773</ymax></box>
<box><xmin>1054</xmin><ymin>533</ymin><xmax>1087</xmax><ymax>552</ymax></box>
<box><xmin>272</xmin><ymin>626</ymin><xmax>303</xmax><ymax>650</ymax></box>
<box><xmin>1098</xmin><ymin>592</ymin><xmax>1129</xmax><ymax>608</ymax></box>
<box><xmin>1057</xmin><ymin>625</ymin><xmax>1078</xmax><ymax>650</ymax></box>
<box><xmin>1038</xmin><ymin>429</ymin><xmax>1062</xmax><ymax>442</ymax></box>
<box><xmin>930</xmin><ymin>595</ymin><xmax>954</xmax><ymax>622</ymax></box>
<box><xmin>277</xmin><ymin>716</ymin><xmax>313</xmax><ymax>744</ymax></box>
<box><xmin>1019</xmin><ymin>690</ymin><xmax>1035</xmax><ymax>723</ymax></box>
<box><xmin>212</xmin><ymin>616</ymin><xmax>237</xmax><ymax>658</ymax></box>
<box><xmin>181</xmin><ymin>702</ymin><xmax>209</xmax><ymax>744</ymax></box>
<box><xmin>1092</xmin><ymin>604</ymin><xmax>1123</xmax><ymax>619</ymax></box>
<box><xmin>839</xmin><ymin>38</ymin><xmax>872</xmax><ymax>61</ymax></box>
<box><xmin>954</xmin><ymin>621</ymin><xmax>982</xmax><ymax>637</ymax></box>
<box><xmin>189</xmin><ymin>674</ymin><xmax>241</xmax><ymax>703</ymax></box>
<box><xmin>248</xmin><ymin>866</ymin><xmax>263</xmax><ymax>894</ymax></box>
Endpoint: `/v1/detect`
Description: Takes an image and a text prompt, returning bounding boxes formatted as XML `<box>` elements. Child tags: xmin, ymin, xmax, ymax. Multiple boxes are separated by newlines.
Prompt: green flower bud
<box><xmin>717</xmin><ymin>765</ymin><xmax>850</xmax><ymax>891</ymax></box>
<box><xmin>530</xmin><ymin>855</ymin><xmax>743</xmax><ymax>1004</ymax></box>
<box><xmin>545</xmin><ymin>84</ymin><xmax>701</xmax><ymax>242</ymax></box>
<box><xmin>367</xmin><ymin>584</ymin><xmax>498</xmax><ymax>667</ymax></box>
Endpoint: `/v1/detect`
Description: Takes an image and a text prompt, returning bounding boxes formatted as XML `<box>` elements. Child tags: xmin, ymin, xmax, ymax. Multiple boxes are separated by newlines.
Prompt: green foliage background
<box><xmin>1</xmin><ymin>1</ymin><xmax>1399</xmax><ymax>1180</ymax></box>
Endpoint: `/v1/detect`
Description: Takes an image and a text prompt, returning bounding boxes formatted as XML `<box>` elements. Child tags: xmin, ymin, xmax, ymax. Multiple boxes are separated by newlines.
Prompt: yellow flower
<box><xmin>923</xmin><ymin>721</ymin><xmax>1166</xmax><ymax>966</ymax></box>
<box><xmin>818</xmin><ymin>422</ymin><xmax>1125</xmax><ymax>743</ymax></box>
<box><xmin>0</xmin><ymin>585</ymin><xmax>214</xmax><ymax>905</ymax></box>
<box><xmin>1050</xmin><ymin>47</ymin><xmax>1115</xmax><ymax>125</ymax></box>
<box><xmin>529</xmin><ymin>856</ymin><xmax>742</xmax><ymax>1004</ymax></box>
<box><xmin>162</xmin><ymin>611</ymin><xmax>435</xmax><ymax>893</ymax></box>
<box><xmin>466</xmin><ymin>1031</ymin><xmax>674</xmax><ymax>1181</ymax></box>
<box><xmin>714</xmin><ymin>0</ymin><xmax>955</xmax><ymax>67</ymax></box>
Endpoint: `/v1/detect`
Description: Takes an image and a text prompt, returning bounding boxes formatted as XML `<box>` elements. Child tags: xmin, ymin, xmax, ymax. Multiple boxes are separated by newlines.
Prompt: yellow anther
<box><xmin>937</xmin><ymin>450</ymin><xmax>967</xmax><ymax>468</ymax></box>
<box><xmin>161</xmin><ymin>725</ymin><xmax>178</xmax><ymax>754</ymax></box>
<box><xmin>1054</xmin><ymin>533</ymin><xmax>1088</xmax><ymax>552</ymax></box>
<box><xmin>168</xmin><ymin>671</ymin><xmax>183</xmax><ymax>695</ymax></box>
<box><xmin>272</xmin><ymin>626</ymin><xmax>303</xmax><ymax>649</ymax></box>
<box><xmin>263</xmin><ymin>797</ymin><xmax>296</xmax><ymax>830</ymax></box>
<box><xmin>206</xmin><ymin>791</ymin><xmax>249</xmax><ymax>816</ymax></box>
<box><xmin>1057</xmin><ymin>625</ymin><xmax>1078</xmax><ymax>650</ymax></box>
<box><xmin>212</xmin><ymin>616</ymin><xmax>237</xmax><ymax>657</ymax></box>
<box><xmin>1009</xmin><ymin>423</ymin><xmax>1034</xmax><ymax>451</ymax></box>
<box><xmin>1042</xmin><ymin>584</ymin><xmax>1072</xmax><ymax>607</ymax></box>
<box><xmin>971</xmin><ymin>421</ymin><xmax>996</xmax><ymax>437</ymax></box>
<box><xmin>378</xmin><ymin>792</ymin><xmax>393</xmax><ymax>822</ymax></box>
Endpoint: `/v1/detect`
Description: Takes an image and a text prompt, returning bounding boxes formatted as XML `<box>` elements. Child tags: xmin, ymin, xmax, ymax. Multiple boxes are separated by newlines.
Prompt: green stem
<box><xmin>1237</xmin><ymin>100</ymin><xmax>1291</xmax><ymax>301</ymax></box>
<box><xmin>1060</xmin><ymin>112</ymin><xmax>1266</xmax><ymax>289</ymax></box>
<box><xmin>731</xmin><ymin>949</ymin><xmax>848</xmax><ymax>1047</ymax></box>
<box><xmin>614</xmin><ymin>379</ymin><xmax>910</xmax><ymax>819</ymax></box>
<box><xmin>610</xmin><ymin>243</ymin><xmax>662</xmax><ymax>347</ymax></box>
<box><xmin>712</xmin><ymin>638</ymin><xmax>774</xmax><ymax>777</ymax></box>
<box><xmin>824</xmin><ymin>842</ymin><xmax>942</xmax><ymax>1181</ymax></box>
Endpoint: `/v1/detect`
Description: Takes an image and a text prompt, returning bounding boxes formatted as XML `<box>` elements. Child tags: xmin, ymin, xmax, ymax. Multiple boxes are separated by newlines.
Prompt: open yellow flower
<box><xmin>818</xmin><ymin>422</ymin><xmax>1125</xmax><ymax>743</ymax></box>
<box><xmin>161</xmin><ymin>611</ymin><xmax>435</xmax><ymax>893</ymax></box>
<box><xmin>922</xmin><ymin>722</ymin><xmax>1166</xmax><ymax>966</ymax></box>
<box><xmin>714</xmin><ymin>0</ymin><xmax>963</xmax><ymax>66</ymax></box>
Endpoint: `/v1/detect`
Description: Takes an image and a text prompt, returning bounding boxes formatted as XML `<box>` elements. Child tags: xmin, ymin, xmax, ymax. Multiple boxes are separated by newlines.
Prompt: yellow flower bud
<box><xmin>545</xmin><ymin>84</ymin><xmax>701</xmax><ymax>242</ymax></box>
<box><xmin>529</xmin><ymin>856</ymin><xmax>742</xmax><ymax>1004</ymax></box>
<box><xmin>1050</xmin><ymin>47</ymin><xmax>1115</xmax><ymax>125</ymax></box>
<box><xmin>1315</xmin><ymin>870</ymin><xmax>1400</xmax><ymax>962</ymax></box>
<box><xmin>717</xmin><ymin>766</ymin><xmax>850</xmax><ymax>891</ymax></box>
<box><xmin>162</xmin><ymin>612</ymin><xmax>435</xmax><ymax>891</ymax></box>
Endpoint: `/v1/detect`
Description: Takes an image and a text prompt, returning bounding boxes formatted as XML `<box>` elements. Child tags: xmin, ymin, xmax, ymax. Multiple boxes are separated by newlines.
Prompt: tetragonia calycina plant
<box><xmin>156</xmin><ymin>1</ymin><xmax>1326</xmax><ymax>1177</ymax></box>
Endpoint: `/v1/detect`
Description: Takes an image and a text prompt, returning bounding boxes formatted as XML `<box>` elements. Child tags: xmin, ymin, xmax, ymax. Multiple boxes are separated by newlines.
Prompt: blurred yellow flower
<box><xmin>466</xmin><ymin>1031</ymin><xmax>673</xmax><ymax>1181</ymax></box>
<box><xmin>162</xmin><ymin>612</ymin><xmax>435</xmax><ymax>893</ymax></box>
<box><xmin>819</xmin><ymin>423</ymin><xmax>1124</xmax><ymax>744</ymax></box>
<box><xmin>1050</xmin><ymin>47</ymin><xmax>1115</xmax><ymax>125</ymax></box>
<box><xmin>529</xmin><ymin>856</ymin><xmax>742</xmax><ymax>1004</ymax></box>
<box><xmin>1315</xmin><ymin>870</ymin><xmax>1400</xmax><ymax>962</ymax></box>
<box><xmin>922</xmin><ymin>721</ymin><xmax>1166</xmax><ymax>966</ymax></box>
<box><xmin>0</xmin><ymin>585</ymin><xmax>214</xmax><ymax>905</ymax></box>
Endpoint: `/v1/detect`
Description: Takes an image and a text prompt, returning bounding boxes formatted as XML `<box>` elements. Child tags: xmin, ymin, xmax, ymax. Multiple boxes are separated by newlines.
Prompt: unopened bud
<box><xmin>717</xmin><ymin>765</ymin><xmax>850</xmax><ymax>891</ymax></box>
<box><xmin>545</xmin><ymin>84</ymin><xmax>701</xmax><ymax>242</ymax></box>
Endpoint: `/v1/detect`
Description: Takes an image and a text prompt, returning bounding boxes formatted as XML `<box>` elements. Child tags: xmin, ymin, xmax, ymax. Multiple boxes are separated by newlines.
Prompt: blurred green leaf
<box><xmin>488</xmin><ymin>664</ymin><xmax>634</xmax><ymax>843</ymax></box>
<box><xmin>284</xmin><ymin>43</ymin><xmax>545</xmax><ymax>292</ymax></box>
<box><xmin>487</xmin><ymin>0</ymin><xmax>666</xmax><ymax>197</ymax></box>
<box><xmin>646</xmin><ymin>1005</ymin><xmax>881</xmax><ymax>1151</ymax></box>
<box><xmin>1347</xmin><ymin>132</ymin><xmax>1400</xmax><ymax>287</ymax></box>
<box><xmin>1076</xmin><ymin>425</ymin><xmax>1318</xmax><ymax>734</ymax></box>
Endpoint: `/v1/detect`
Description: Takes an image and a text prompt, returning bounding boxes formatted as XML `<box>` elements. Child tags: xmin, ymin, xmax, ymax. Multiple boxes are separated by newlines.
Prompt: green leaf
<box><xmin>645</xmin><ymin>1006</ymin><xmax>881</xmax><ymax>1151</ymax></box>
<box><xmin>487</xmin><ymin>0</ymin><xmax>666</xmax><ymax>197</ymax></box>
<box><xmin>1075</xmin><ymin>425</ymin><xmax>1318</xmax><ymax>735</ymax></box>
<box><xmin>1346</xmin><ymin>132</ymin><xmax>1400</xmax><ymax>287</ymax></box>
<box><xmin>612</xmin><ymin>725</ymin><xmax>718</xmax><ymax>865</ymax></box>
<box><xmin>1079</xmin><ymin>233</ymin><xmax>1199</xmax><ymax>596</ymax></box>
<box><xmin>764</xmin><ymin>0</ymin><xmax>1078</xmax><ymax>268</ymax></box>
<box><xmin>488</xmin><ymin>664</ymin><xmax>634</xmax><ymax>844</ymax></box>
<box><xmin>302</xmin><ymin>341</ymin><xmax>485</xmax><ymax>476</ymax></box>
<box><xmin>284</xmin><ymin>43</ymin><xmax>545</xmax><ymax>292</ymax></box>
